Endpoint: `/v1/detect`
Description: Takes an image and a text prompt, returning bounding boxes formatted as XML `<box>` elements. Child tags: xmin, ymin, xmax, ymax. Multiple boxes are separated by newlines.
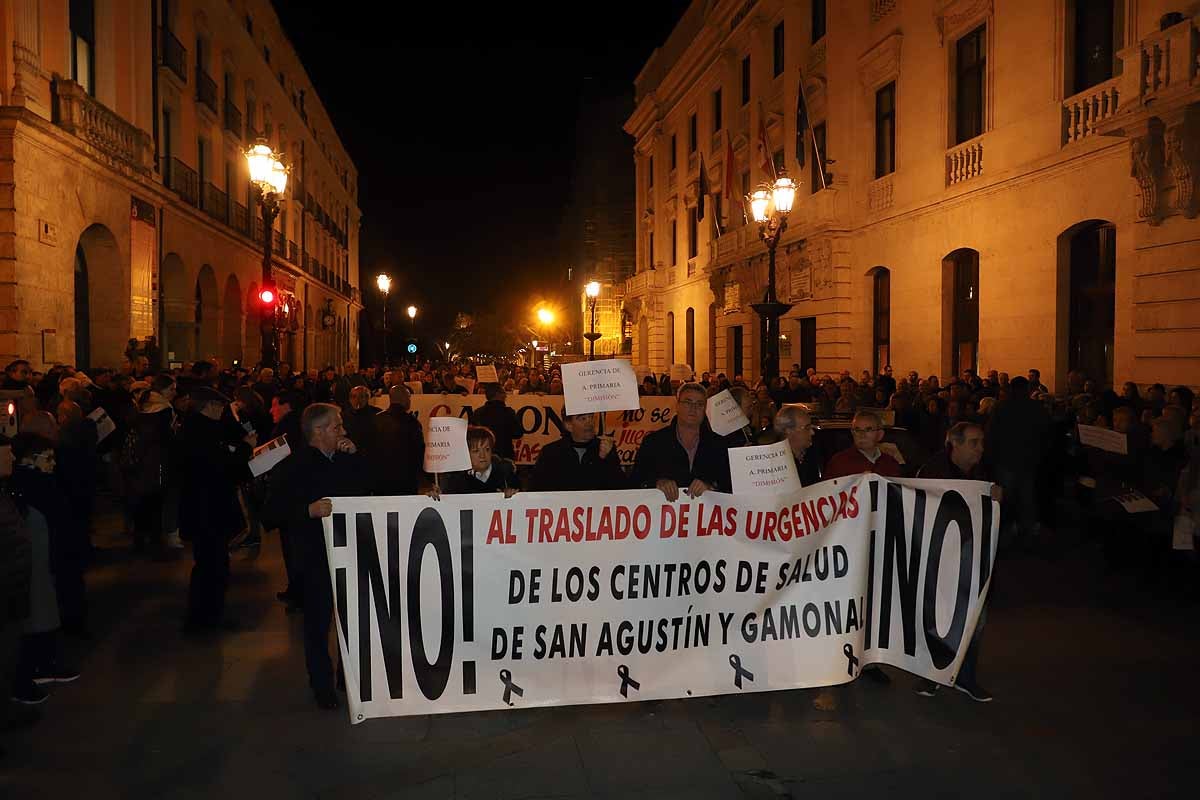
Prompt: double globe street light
<box><xmin>245</xmin><ymin>140</ymin><xmax>289</xmax><ymax>369</ymax></box>
<box><xmin>748</xmin><ymin>171</ymin><xmax>797</xmax><ymax>385</ymax></box>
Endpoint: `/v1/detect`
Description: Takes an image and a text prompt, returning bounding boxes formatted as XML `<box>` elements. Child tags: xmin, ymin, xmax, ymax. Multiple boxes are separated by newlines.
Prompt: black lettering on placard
<box><xmin>878</xmin><ymin>484</ymin><xmax>925</xmax><ymax>656</ymax></box>
<box><xmin>922</xmin><ymin>491</ymin><xmax>973</xmax><ymax>669</ymax></box>
<box><xmin>864</xmin><ymin>482</ymin><xmax>878</xmax><ymax>649</ymax></box>
<box><xmin>459</xmin><ymin>509</ymin><xmax>477</xmax><ymax>695</ymax></box>
<box><xmin>516</xmin><ymin>405</ymin><xmax>542</xmax><ymax>436</ymax></box>
<box><xmin>356</xmin><ymin>511</ymin><xmax>404</xmax><ymax>702</ymax></box>
<box><xmin>408</xmin><ymin>508</ymin><xmax>455</xmax><ymax>701</ymax></box>
<box><xmin>335</xmin><ymin>567</ymin><xmax>348</xmax><ymax>652</ymax></box>
<box><xmin>333</xmin><ymin>511</ymin><xmax>348</xmax><ymax>548</ymax></box>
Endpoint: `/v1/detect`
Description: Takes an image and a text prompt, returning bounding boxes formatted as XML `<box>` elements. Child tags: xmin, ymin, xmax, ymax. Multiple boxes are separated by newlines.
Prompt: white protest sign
<box><xmin>1078</xmin><ymin>424</ymin><xmax>1127</xmax><ymax>455</ymax></box>
<box><xmin>669</xmin><ymin>363</ymin><xmax>693</xmax><ymax>382</ymax></box>
<box><xmin>455</xmin><ymin>377</ymin><xmax>477</xmax><ymax>393</ymax></box>
<box><xmin>324</xmin><ymin>476</ymin><xmax>999</xmax><ymax>723</ymax></box>
<box><xmin>1114</xmin><ymin>490</ymin><xmax>1158</xmax><ymax>513</ymax></box>
<box><xmin>706</xmin><ymin>390</ymin><xmax>750</xmax><ymax>436</ymax></box>
<box><xmin>424</xmin><ymin>416</ymin><xmax>471</xmax><ymax>473</ymax></box>
<box><xmin>728</xmin><ymin>440</ymin><xmax>803</xmax><ymax>494</ymax></box>
<box><xmin>249</xmin><ymin>435</ymin><xmax>292</xmax><ymax>477</ymax></box>
<box><xmin>561</xmin><ymin>358</ymin><xmax>640</xmax><ymax>415</ymax></box>
<box><xmin>87</xmin><ymin>407</ymin><xmax>116</xmax><ymax>442</ymax></box>
<box><xmin>476</xmin><ymin>364</ymin><xmax>499</xmax><ymax>384</ymax></box>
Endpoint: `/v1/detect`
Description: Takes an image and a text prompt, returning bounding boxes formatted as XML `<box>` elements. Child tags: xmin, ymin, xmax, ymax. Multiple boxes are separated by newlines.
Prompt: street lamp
<box><xmin>535</xmin><ymin>307</ymin><xmax>555</xmax><ymax>370</ymax></box>
<box><xmin>748</xmin><ymin>171</ymin><xmax>797</xmax><ymax>385</ymax></box>
<box><xmin>376</xmin><ymin>274</ymin><xmax>391</xmax><ymax>365</ymax></box>
<box><xmin>584</xmin><ymin>280</ymin><xmax>602</xmax><ymax>360</ymax></box>
<box><xmin>245</xmin><ymin>140</ymin><xmax>289</xmax><ymax>369</ymax></box>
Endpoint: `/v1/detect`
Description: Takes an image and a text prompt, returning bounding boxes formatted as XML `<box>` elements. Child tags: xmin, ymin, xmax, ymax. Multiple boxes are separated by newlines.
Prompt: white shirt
<box><xmin>472</xmin><ymin>464</ymin><xmax>493</xmax><ymax>483</ymax></box>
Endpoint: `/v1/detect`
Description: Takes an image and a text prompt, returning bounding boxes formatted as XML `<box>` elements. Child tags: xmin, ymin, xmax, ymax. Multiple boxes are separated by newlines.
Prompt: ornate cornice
<box><xmin>858</xmin><ymin>33</ymin><xmax>903</xmax><ymax>91</ymax></box>
<box><xmin>933</xmin><ymin>0</ymin><xmax>992</xmax><ymax>46</ymax></box>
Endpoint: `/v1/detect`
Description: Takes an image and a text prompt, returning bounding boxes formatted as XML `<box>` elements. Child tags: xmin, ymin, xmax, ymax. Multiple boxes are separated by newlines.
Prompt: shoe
<box><xmin>314</xmin><ymin>688</ymin><xmax>340</xmax><ymax>710</ymax></box>
<box><xmin>915</xmin><ymin>680</ymin><xmax>940</xmax><ymax>697</ymax></box>
<box><xmin>954</xmin><ymin>679</ymin><xmax>993</xmax><ymax>703</ymax></box>
<box><xmin>11</xmin><ymin>684</ymin><xmax>49</xmax><ymax>705</ymax></box>
<box><xmin>32</xmin><ymin>665</ymin><xmax>81</xmax><ymax>685</ymax></box>
<box><xmin>863</xmin><ymin>666</ymin><xmax>892</xmax><ymax>685</ymax></box>
<box><xmin>165</xmin><ymin>530</ymin><xmax>185</xmax><ymax>549</ymax></box>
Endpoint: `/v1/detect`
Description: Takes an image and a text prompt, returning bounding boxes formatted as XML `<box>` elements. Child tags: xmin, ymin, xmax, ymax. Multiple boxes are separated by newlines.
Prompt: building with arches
<box><xmin>0</xmin><ymin>0</ymin><xmax>360</xmax><ymax>371</ymax></box>
<box><xmin>624</xmin><ymin>0</ymin><xmax>1200</xmax><ymax>391</ymax></box>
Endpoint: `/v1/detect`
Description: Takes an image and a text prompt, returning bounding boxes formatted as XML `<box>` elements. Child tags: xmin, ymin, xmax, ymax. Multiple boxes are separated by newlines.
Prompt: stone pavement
<box><xmin>1</xmin><ymin>498</ymin><xmax>1196</xmax><ymax>799</ymax></box>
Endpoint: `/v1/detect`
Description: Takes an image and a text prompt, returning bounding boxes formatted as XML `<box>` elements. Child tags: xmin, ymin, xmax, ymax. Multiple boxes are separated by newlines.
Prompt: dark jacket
<box><xmin>8</xmin><ymin>466</ymin><xmax>69</xmax><ymax>575</ymax></box>
<box><xmin>631</xmin><ymin>420</ymin><xmax>731</xmax><ymax>491</ymax></box>
<box><xmin>440</xmin><ymin>456</ymin><xmax>518</xmax><ymax>495</ymax></box>
<box><xmin>794</xmin><ymin>446</ymin><xmax>824</xmax><ymax>487</ymax></box>
<box><xmin>473</xmin><ymin>400</ymin><xmax>522</xmax><ymax>460</ymax></box>
<box><xmin>343</xmin><ymin>405</ymin><xmax>381</xmax><ymax>453</ymax></box>
<box><xmin>986</xmin><ymin>396</ymin><xmax>1051</xmax><ymax>470</ymax></box>
<box><xmin>125</xmin><ymin>406</ymin><xmax>175</xmax><ymax>496</ymax></box>
<box><xmin>917</xmin><ymin>450</ymin><xmax>991</xmax><ymax>481</ymax></box>
<box><xmin>529</xmin><ymin>437</ymin><xmax>625</xmax><ymax>492</ymax></box>
<box><xmin>0</xmin><ymin>487</ymin><xmax>31</xmax><ymax>622</ymax></box>
<box><xmin>263</xmin><ymin>445</ymin><xmax>373</xmax><ymax>562</ymax></box>
<box><xmin>372</xmin><ymin>407</ymin><xmax>425</xmax><ymax>495</ymax></box>
<box><xmin>178</xmin><ymin>413</ymin><xmax>253</xmax><ymax>541</ymax></box>
<box><xmin>269</xmin><ymin>410</ymin><xmax>304</xmax><ymax>451</ymax></box>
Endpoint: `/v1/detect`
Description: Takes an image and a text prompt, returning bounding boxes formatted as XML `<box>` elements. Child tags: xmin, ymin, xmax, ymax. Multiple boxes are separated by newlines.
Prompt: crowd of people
<box><xmin>1</xmin><ymin>349</ymin><xmax>1197</xmax><ymax>729</ymax></box>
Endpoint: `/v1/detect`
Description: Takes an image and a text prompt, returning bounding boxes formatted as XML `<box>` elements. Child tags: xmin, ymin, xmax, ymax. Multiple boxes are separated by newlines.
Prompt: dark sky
<box><xmin>275</xmin><ymin>1</ymin><xmax>691</xmax><ymax>351</ymax></box>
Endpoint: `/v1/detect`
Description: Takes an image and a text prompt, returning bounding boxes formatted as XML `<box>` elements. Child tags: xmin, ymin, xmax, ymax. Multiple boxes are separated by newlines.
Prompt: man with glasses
<box><xmin>264</xmin><ymin>402</ymin><xmax>371</xmax><ymax>710</ymax></box>
<box><xmin>632</xmin><ymin>382</ymin><xmax>729</xmax><ymax>501</ymax></box>
<box><xmin>773</xmin><ymin>405</ymin><xmax>823</xmax><ymax>486</ymax></box>
<box><xmin>825</xmin><ymin>409</ymin><xmax>901</xmax><ymax>480</ymax></box>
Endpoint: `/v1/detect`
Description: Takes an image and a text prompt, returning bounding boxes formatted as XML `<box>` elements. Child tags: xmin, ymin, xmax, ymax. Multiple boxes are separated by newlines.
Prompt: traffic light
<box><xmin>259</xmin><ymin>282</ymin><xmax>277</xmax><ymax>307</ymax></box>
<box><xmin>405</xmin><ymin>339</ymin><xmax>418</xmax><ymax>356</ymax></box>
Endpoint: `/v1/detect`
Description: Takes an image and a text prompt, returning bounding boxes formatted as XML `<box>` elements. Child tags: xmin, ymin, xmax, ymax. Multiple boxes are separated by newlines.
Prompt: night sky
<box><xmin>275</xmin><ymin>1</ymin><xmax>691</xmax><ymax>350</ymax></box>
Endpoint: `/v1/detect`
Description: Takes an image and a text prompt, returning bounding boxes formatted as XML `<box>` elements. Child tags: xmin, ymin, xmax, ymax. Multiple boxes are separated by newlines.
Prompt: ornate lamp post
<box><xmin>376</xmin><ymin>273</ymin><xmax>391</xmax><ymax>365</ymax></box>
<box><xmin>245</xmin><ymin>140</ymin><xmax>289</xmax><ymax>368</ymax></box>
<box><xmin>584</xmin><ymin>280</ymin><xmax>602</xmax><ymax>360</ymax></box>
<box><xmin>747</xmin><ymin>171</ymin><xmax>797</xmax><ymax>385</ymax></box>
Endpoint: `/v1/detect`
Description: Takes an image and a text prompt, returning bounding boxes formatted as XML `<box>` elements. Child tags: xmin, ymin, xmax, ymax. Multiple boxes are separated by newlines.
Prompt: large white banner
<box><xmin>323</xmin><ymin>476</ymin><xmax>998</xmax><ymax>724</ymax></box>
<box><xmin>372</xmin><ymin>394</ymin><xmax>676</xmax><ymax>466</ymax></box>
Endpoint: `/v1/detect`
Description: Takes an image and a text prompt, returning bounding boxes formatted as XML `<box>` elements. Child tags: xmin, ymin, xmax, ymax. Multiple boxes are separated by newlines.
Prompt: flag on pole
<box><xmin>723</xmin><ymin>130</ymin><xmax>737</xmax><ymax>234</ymax></box>
<box><xmin>698</xmin><ymin>154</ymin><xmax>709</xmax><ymax>220</ymax></box>
<box><xmin>756</xmin><ymin>101</ymin><xmax>775</xmax><ymax>180</ymax></box>
<box><xmin>795</xmin><ymin>71</ymin><xmax>809</xmax><ymax>168</ymax></box>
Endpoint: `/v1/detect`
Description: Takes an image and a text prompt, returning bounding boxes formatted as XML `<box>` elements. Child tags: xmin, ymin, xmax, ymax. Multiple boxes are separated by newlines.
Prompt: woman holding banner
<box><xmin>428</xmin><ymin>426</ymin><xmax>518</xmax><ymax>497</ymax></box>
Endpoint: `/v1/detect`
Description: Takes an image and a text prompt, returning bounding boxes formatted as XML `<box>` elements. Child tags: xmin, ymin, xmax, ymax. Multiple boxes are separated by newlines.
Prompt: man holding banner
<box><xmin>264</xmin><ymin>403</ymin><xmax>372</xmax><ymax>710</ymax></box>
<box><xmin>632</xmin><ymin>382</ymin><xmax>730</xmax><ymax>501</ymax></box>
<box><xmin>529</xmin><ymin>411</ymin><xmax>625</xmax><ymax>492</ymax></box>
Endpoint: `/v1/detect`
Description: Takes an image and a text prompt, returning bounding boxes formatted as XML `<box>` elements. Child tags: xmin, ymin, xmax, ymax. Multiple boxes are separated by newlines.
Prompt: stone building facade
<box><xmin>0</xmin><ymin>0</ymin><xmax>360</xmax><ymax>371</ymax></box>
<box><xmin>624</xmin><ymin>0</ymin><xmax>1200</xmax><ymax>391</ymax></box>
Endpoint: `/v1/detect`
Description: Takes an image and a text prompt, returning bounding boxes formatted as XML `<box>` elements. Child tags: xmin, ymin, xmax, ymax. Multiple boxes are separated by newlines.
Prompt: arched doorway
<box><xmin>161</xmin><ymin>253</ymin><xmax>189</xmax><ymax>363</ymax></box>
<box><xmin>194</xmin><ymin>265</ymin><xmax>219</xmax><ymax>362</ymax></box>
<box><xmin>222</xmin><ymin>275</ymin><xmax>243</xmax><ymax>366</ymax></box>
<box><xmin>1059</xmin><ymin>220</ymin><xmax>1116</xmax><ymax>386</ymax></box>
<box><xmin>75</xmin><ymin>224</ymin><xmax>126</xmax><ymax>367</ymax></box>
<box><xmin>74</xmin><ymin>245</ymin><xmax>90</xmax><ymax>368</ymax></box>
<box><xmin>942</xmin><ymin>249</ymin><xmax>979</xmax><ymax>376</ymax></box>
<box><xmin>868</xmin><ymin>267</ymin><xmax>891</xmax><ymax>375</ymax></box>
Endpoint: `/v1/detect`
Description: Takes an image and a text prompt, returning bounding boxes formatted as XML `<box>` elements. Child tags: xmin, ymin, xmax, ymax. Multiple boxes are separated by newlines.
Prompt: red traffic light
<box><xmin>259</xmin><ymin>286</ymin><xmax>276</xmax><ymax>305</ymax></box>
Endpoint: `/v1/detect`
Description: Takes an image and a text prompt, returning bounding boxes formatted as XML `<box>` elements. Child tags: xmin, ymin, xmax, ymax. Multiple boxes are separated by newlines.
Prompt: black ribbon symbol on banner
<box><xmin>729</xmin><ymin>654</ymin><xmax>754</xmax><ymax>689</ymax></box>
<box><xmin>617</xmin><ymin>664</ymin><xmax>640</xmax><ymax>697</ymax></box>
<box><xmin>499</xmin><ymin>669</ymin><xmax>523</xmax><ymax>706</ymax></box>
<box><xmin>843</xmin><ymin>643</ymin><xmax>860</xmax><ymax>676</ymax></box>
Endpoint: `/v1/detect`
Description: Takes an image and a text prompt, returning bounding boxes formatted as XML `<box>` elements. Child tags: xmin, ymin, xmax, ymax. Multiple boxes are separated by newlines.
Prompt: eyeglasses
<box><xmin>851</xmin><ymin>427</ymin><xmax>880</xmax><ymax>435</ymax></box>
<box><xmin>679</xmin><ymin>400</ymin><xmax>706</xmax><ymax>409</ymax></box>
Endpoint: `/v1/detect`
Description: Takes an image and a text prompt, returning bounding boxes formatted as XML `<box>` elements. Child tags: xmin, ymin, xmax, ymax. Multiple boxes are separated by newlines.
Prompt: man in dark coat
<box><xmin>529</xmin><ymin>412</ymin><xmax>624</xmax><ymax>492</ymax></box>
<box><xmin>372</xmin><ymin>385</ymin><xmax>425</xmax><ymax>496</ymax></box>
<box><xmin>472</xmin><ymin>383</ymin><xmax>521</xmax><ymax>460</ymax></box>
<box><xmin>266</xmin><ymin>391</ymin><xmax>305</xmax><ymax>610</ymax></box>
<box><xmin>179</xmin><ymin>387</ymin><xmax>255</xmax><ymax>633</ymax></box>
<box><xmin>985</xmin><ymin>376</ymin><xmax>1050</xmax><ymax>548</ymax></box>
<box><xmin>342</xmin><ymin>386</ymin><xmax>381</xmax><ymax>452</ymax></box>
<box><xmin>263</xmin><ymin>403</ymin><xmax>372</xmax><ymax>709</ymax></box>
<box><xmin>915</xmin><ymin>421</ymin><xmax>1001</xmax><ymax>703</ymax></box>
<box><xmin>52</xmin><ymin>400</ymin><xmax>98</xmax><ymax>635</ymax></box>
<box><xmin>631</xmin><ymin>383</ymin><xmax>730</xmax><ymax>500</ymax></box>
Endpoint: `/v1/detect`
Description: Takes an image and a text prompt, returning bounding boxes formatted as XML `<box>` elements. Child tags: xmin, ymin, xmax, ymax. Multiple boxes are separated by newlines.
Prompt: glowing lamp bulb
<box><xmin>260</xmin><ymin>288</ymin><xmax>275</xmax><ymax>304</ymax></box>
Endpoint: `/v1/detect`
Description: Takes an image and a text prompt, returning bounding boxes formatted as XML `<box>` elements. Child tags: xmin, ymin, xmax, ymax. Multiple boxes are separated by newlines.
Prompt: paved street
<box><xmin>2</xmin><ymin>497</ymin><xmax>1196</xmax><ymax>800</ymax></box>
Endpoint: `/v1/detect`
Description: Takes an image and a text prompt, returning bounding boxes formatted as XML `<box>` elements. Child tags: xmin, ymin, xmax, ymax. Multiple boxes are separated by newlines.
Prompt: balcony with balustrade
<box><xmin>946</xmin><ymin>137</ymin><xmax>984</xmax><ymax>187</ymax></box>
<box><xmin>164</xmin><ymin>157</ymin><xmax>199</xmax><ymax>206</ymax></box>
<box><xmin>196</xmin><ymin>67</ymin><xmax>218</xmax><ymax>115</ymax></box>
<box><xmin>52</xmin><ymin>79</ymin><xmax>153</xmax><ymax>175</ymax></box>
<box><xmin>201</xmin><ymin>183</ymin><xmax>228</xmax><ymax>223</ymax></box>
<box><xmin>224</xmin><ymin>100</ymin><xmax>242</xmax><ymax>139</ymax></box>
<box><xmin>1062</xmin><ymin>77</ymin><xmax>1120</xmax><ymax>145</ymax></box>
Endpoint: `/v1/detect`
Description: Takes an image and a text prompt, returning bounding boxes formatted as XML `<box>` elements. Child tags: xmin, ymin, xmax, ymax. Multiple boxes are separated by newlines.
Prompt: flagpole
<box><xmin>796</xmin><ymin>73</ymin><xmax>827</xmax><ymax>191</ymax></box>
